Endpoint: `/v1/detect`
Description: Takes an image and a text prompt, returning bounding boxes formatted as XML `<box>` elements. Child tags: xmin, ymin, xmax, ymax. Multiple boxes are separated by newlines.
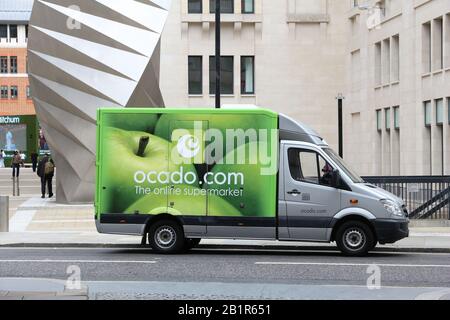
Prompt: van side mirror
<box><xmin>331</xmin><ymin>169</ymin><xmax>340</xmax><ymax>188</ymax></box>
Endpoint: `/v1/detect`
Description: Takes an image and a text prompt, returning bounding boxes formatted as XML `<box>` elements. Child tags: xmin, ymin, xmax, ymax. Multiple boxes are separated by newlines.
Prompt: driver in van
<box><xmin>320</xmin><ymin>163</ymin><xmax>333</xmax><ymax>186</ymax></box>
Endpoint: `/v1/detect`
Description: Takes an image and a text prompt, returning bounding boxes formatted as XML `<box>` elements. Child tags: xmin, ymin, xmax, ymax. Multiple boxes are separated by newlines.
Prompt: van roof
<box><xmin>97</xmin><ymin>107</ymin><xmax>278</xmax><ymax>118</ymax></box>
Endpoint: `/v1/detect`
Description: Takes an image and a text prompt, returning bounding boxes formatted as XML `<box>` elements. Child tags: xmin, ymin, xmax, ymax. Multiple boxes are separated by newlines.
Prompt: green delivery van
<box><xmin>95</xmin><ymin>107</ymin><xmax>409</xmax><ymax>256</ymax></box>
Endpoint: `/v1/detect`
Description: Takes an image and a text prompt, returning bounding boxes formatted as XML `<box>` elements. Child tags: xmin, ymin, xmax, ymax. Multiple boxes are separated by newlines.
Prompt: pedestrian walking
<box><xmin>0</xmin><ymin>149</ymin><xmax>5</xmax><ymax>168</ymax></box>
<box><xmin>31</xmin><ymin>152</ymin><xmax>38</xmax><ymax>172</ymax></box>
<box><xmin>11</xmin><ymin>150</ymin><xmax>23</xmax><ymax>178</ymax></box>
<box><xmin>20</xmin><ymin>151</ymin><xmax>26</xmax><ymax>166</ymax></box>
<box><xmin>37</xmin><ymin>153</ymin><xmax>55</xmax><ymax>198</ymax></box>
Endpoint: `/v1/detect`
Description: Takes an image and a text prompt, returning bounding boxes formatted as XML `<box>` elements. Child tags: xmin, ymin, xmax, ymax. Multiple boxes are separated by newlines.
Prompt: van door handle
<box><xmin>287</xmin><ymin>189</ymin><xmax>301</xmax><ymax>195</ymax></box>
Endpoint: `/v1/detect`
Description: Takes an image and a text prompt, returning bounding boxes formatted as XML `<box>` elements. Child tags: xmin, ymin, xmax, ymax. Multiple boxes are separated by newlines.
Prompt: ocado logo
<box><xmin>177</xmin><ymin>134</ymin><xmax>200</xmax><ymax>159</ymax></box>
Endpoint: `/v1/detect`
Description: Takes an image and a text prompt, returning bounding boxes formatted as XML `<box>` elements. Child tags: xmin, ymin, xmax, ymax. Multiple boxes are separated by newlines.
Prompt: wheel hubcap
<box><xmin>344</xmin><ymin>228</ymin><xmax>365</xmax><ymax>251</ymax></box>
<box><xmin>155</xmin><ymin>226</ymin><xmax>176</xmax><ymax>249</ymax></box>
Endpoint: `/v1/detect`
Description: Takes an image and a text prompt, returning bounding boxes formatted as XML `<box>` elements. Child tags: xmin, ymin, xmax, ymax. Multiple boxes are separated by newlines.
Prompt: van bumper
<box><xmin>372</xmin><ymin>219</ymin><xmax>409</xmax><ymax>244</ymax></box>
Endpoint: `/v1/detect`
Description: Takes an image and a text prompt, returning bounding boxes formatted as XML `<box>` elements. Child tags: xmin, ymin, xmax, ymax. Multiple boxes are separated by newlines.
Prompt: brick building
<box><xmin>0</xmin><ymin>0</ymin><xmax>39</xmax><ymax>162</ymax></box>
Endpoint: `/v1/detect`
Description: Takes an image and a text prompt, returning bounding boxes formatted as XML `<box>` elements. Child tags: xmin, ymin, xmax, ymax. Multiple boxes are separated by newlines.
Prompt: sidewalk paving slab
<box><xmin>0</xmin><ymin>278</ymin><xmax>89</xmax><ymax>300</ymax></box>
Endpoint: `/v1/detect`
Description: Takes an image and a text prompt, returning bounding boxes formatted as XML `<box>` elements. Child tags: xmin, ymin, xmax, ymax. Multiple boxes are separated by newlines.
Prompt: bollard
<box><xmin>0</xmin><ymin>196</ymin><xmax>9</xmax><ymax>232</ymax></box>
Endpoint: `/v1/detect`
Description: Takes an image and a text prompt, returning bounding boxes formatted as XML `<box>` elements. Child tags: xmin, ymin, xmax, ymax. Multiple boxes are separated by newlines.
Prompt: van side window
<box><xmin>287</xmin><ymin>148</ymin><xmax>302</xmax><ymax>181</ymax></box>
<box><xmin>299</xmin><ymin>151</ymin><xmax>319</xmax><ymax>184</ymax></box>
<box><xmin>288</xmin><ymin>148</ymin><xmax>333</xmax><ymax>186</ymax></box>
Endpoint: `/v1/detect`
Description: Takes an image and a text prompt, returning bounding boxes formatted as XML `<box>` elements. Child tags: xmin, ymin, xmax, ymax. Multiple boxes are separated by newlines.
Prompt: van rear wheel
<box><xmin>148</xmin><ymin>220</ymin><xmax>185</xmax><ymax>254</ymax></box>
<box><xmin>335</xmin><ymin>221</ymin><xmax>374</xmax><ymax>257</ymax></box>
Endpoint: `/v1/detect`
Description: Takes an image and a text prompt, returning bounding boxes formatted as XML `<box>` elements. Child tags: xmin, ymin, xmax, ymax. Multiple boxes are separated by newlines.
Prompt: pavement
<box><xmin>0</xmin><ymin>278</ymin><xmax>88</xmax><ymax>300</ymax></box>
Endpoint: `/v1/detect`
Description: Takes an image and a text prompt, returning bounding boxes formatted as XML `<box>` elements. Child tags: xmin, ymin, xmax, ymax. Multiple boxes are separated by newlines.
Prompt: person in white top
<box><xmin>0</xmin><ymin>149</ymin><xmax>5</xmax><ymax>168</ymax></box>
<box><xmin>20</xmin><ymin>151</ymin><xmax>26</xmax><ymax>166</ymax></box>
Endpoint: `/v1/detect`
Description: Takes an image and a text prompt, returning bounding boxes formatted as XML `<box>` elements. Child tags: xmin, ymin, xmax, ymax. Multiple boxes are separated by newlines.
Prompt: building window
<box><xmin>9</xmin><ymin>25</ymin><xmax>18</xmax><ymax>39</ymax></box>
<box><xmin>25</xmin><ymin>25</ymin><xmax>29</xmax><ymax>39</ymax></box>
<box><xmin>188</xmin><ymin>0</ymin><xmax>202</xmax><ymax>13</ymax></box>
<box><xmin>242</xmin><ymin>0</ymin><xmax>254</xmax><ymax>13</ymax></box>
<box><xmin>0</xmin><ymin>86</ymin><xmax>7</xmax><ymax>99</ymax></box>
<box><xmin>436</xmin><ymin>99</ymin><xmax>444</xmax><ymax>125</ymax></box>
<box><xmin>0</xmin><ymin>56</ymin><xmax>7</xmax><ymax>73</ymax></box>
<box><xmin>188</xmin><ymin>56</ymin><xmax>202</xmax><ymax>95</ymax></box>
<box><xmin>10</xmin><ymin>86</ymin><xmax>18</xmax><ymax>99</ymax></box>
<box><xmin>374</xmin><ymin>42</ymin><xmax>381</xmax><ymax>86</ymax></box>
<box><xmin>385</xmin><ymin>108</ymin><xmax>391</xmax><ymax>130</ymax></box>
<box><xmin>424</xmin><ymin>101</ymin><xmax>432</xmax><ymax>126</ymax></box>
<box><xmin>393</xmin><ymin>106</ymin><xmax>400</xmax><ymax>129</ymax></box>
<box><xmin>391</xmin><ymin>35</ymin><xmax>400</xmax><ymax>82</ymax></box>
<box><xmin>448</xmin><ymin>98</ymin><xmax>450</xmax><ymax>124</ymax></box>
<box><xmin>10</xmin><ymin>56</ymin><xmax>17</xmax><ymax>74</ymax></box>
<box><xmin>446</xmin><ymin>14</ymin><xmax>450</xmax><ymax>68</ymax></box>
<box><xmin>376</xmin><ymin>109</ymin><xmax>382</xmax><ymax>131</ymax></box>
<box><xmin>0</xmin><ymin>25</ymin><xmax>7</xmax><ymax>38</ymax></box>
<box><xmin>382</xmin><ymin>38</ymin><xmax>390</xmax><ymax>84</ymax></box>
<box><xmin>209</xmin><ymin>56</ymin><xmax>234</xmax><ymax>95</ymax></box>
<box><xmin>210</xmin><ymin>0</ymin><xmax>234</xmax><ymax>13</ymax></box>
<box><xmin>26</xmin><ymin>86</ymin><xmax>31</xmax><ymax>99</ymax></box>
<box><xmin>241</xmin><ymin>56</ymin><xmax>254</xmax><ymax>94</ymax></box>
<box><xmin>350</xmin><ymin>15</ymin><xmax>360</xmax><ymax>36</ymax></box>
<box><xmin>422</xmin><ymin>22</ymin><xmax>432</xmax><ymax>73</ymax></box>
<box><xmin>433</xmin><ymin>17</ymin><xmax>443</xmax><ymax>71</ymax></box>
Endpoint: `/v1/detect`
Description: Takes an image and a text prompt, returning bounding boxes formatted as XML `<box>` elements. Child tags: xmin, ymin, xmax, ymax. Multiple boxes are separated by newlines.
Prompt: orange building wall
<box><xmin>0</xmin><ymin>47</ymin><xmax>36</xmax><ymax>116</ymax></box>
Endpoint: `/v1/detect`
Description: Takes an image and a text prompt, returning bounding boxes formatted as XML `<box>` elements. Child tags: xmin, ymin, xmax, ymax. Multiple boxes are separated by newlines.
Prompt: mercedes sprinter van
<box><xmin>95</xmin><ymin>107</ymin><xmax>409</xmax><ymax>256</ymax></box>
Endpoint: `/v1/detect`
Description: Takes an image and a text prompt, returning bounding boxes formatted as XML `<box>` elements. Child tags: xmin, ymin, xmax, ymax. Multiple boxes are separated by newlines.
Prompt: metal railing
<box><xmin>362</xmin><ymin>176</ymin><xmax>450</xmax><ymax>220</ymax></box>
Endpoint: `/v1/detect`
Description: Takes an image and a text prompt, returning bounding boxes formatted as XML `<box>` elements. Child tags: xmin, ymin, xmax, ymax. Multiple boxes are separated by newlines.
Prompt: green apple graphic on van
<box><xmin>101</xmin><ymin>126</ymin><xmax>199</xmax><ymax>213</ymax></box>
<box><xmin>102</xmin><ymin>112</ymin><xmax>159</xmax><ymax>133</ymax></box>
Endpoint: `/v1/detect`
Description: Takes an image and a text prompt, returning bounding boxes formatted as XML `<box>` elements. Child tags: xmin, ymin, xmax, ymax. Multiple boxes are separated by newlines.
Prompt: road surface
<box><xmin>1</xmin><ymin>246</ymin><xmax>450</xmax><ymax>299</ymax></box>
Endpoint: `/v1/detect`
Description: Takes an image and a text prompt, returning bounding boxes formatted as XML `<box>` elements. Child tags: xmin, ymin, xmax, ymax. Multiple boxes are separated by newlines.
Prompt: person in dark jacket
<box><xmin>37</xmin><ymin>153</ymin><xmax>55</xmax><ymax>198</ymax></box>
<box><xmin>31</xmin><ymin>152</ymin><xmax>39</xmax><ymax>172</ymax></box>
<box><xmin>11</xmin><ymin>150</ymin><xmax>23</xmax><ymax>178</ymax></box>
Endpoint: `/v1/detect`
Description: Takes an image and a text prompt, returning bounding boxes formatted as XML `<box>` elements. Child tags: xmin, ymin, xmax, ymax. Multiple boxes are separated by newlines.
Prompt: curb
<box><xmin>1</xmin><ymin>242</ymin><xmax>450</xmax><ymax>253</ymax></box>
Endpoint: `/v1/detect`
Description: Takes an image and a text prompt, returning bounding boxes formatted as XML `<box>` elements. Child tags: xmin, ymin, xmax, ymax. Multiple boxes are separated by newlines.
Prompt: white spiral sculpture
<box><xmin>28</xmin><ymin>0</ymin><xmax>171</xmax><ymax>203</ymax></box>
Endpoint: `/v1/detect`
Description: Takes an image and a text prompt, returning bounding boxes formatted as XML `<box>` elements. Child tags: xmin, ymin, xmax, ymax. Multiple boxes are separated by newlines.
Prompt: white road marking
<box><xmin>0</xmin><ymin>259</ymin><xmax>157</xmax><ymax>264</ymax></box>
<box><xmin>8</xmin><ymin>210</ymin><xmax>37</xmax><ymax>232</ymax></box>
<box><xmin>255</xmin><ymin>262</ymin><xmax>450</xmax><ymax>268</ymax></box>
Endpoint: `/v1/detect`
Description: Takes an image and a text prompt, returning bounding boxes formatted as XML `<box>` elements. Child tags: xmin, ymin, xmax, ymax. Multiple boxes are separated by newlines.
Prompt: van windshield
<box><xmin>322</xmin><ymin>148</ymin><xmax>365</xmax><ymax>183</ymax></box>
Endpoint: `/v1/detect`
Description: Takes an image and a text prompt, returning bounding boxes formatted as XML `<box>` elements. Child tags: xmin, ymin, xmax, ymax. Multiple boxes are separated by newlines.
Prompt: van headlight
<box><xmin>380</xmin><ymin>199</ymin><xmax>403</xmax><ymax>217</ymax></box>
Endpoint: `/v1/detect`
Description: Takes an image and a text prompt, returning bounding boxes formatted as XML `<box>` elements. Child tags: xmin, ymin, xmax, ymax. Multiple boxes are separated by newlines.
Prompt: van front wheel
<box><xmin>335</xmin><ymin>221</ymin><xmax>374</xmax><ymax>257</ymax></box>
<box><xmin>148</xmin><ymin>220</ymin><xmax>185</xmax><ymax>254</ymax></box>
